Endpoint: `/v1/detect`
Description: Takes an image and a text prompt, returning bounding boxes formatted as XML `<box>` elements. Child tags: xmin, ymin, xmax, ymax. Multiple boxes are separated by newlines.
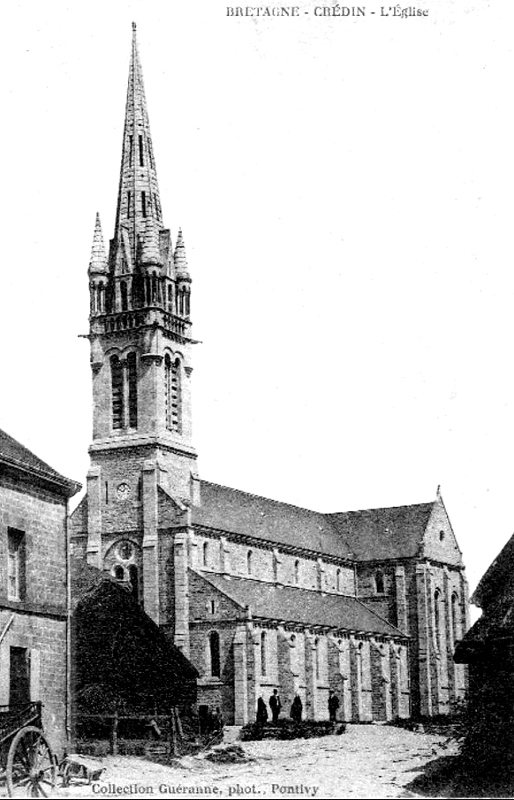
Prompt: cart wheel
<box><xmin>6</xmin><ymin>725</ymin><xmax>56</xmax><ymax>798</ymax></box>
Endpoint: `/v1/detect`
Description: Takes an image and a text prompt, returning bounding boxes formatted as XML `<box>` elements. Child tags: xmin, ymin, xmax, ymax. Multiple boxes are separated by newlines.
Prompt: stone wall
<box><xmin>0</xmin><ymin>472</ymin><xmax>69</xmax><ymax>754</ymax></box>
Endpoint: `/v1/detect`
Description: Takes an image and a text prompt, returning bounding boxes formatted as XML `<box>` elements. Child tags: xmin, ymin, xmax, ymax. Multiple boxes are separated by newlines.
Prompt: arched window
<box><xmin>152</xmin><ymin>273</ymin><xmax>157</xmax><ymax>303</ymax></box>
<box><xmin>203</xmin><ymin>541</ymin><xmax>209</xmax><ymax>568</ymax></box>
<box><xmin>167</xmin><ymin>284</ymin><xmax>173</xmax><ymax>312</ymax></box>
<box><xmin>165</xmin><ymin>355</ymin><xmax>182</xmax><ymax>433</ymax></box>
<box><xmin>315</xmin><ymin>637</ymin><xmax>321</xmax><ymax>680</ymax></box>
<box><xmin>294</xmin><ymin>559</ymin><xmax>300</xmax><ymax>585</ymax></box>
<box><xmin>260</xmin><ymin>631</ymin><xmax>267</xmax><ymax>676</ymax></box>
<box><xmin>185</xmin><ymin>289</ymin><xmax>190</xmax><ymax>317</ymax></box>
<box><xmin>113</xmin><ymin>565</ymin><xmax>124</xmax><ymax>581</ymax></box>
<box><xmin>337</xmin><ymin>568</ymin><xmax>342</xmax><ymax>593</ymax></box>
<box><xmin>209</xmin><ymin>632</ymin><xmax>221</xmax><ymax>678</ymax></box>
<box><xmin>129</xmin><ymin>564</ymin><xmax>139</xmax><ymax>603</ymax></box>
<box><xmin>451</xmin><ymin>593</ymin><xmax>460</xmax><ymax>643</ymax></box>
<box><xmin>247</xmin><ymin>550</ymin><xmax>253</xmax><ymax>575</ymax></box>
<box><xmin>120</xmin><ymin>281</ymin><xmax>128</xmax><ymax>311</ymax></box>
<box><xmin>434</xmin><ymin>589</ymin><xmax>442</xmax><ymax>649</ymax></box>
<box><xmin>375</xmin><ymin>569</ymin><xmax>385</xmax><ymax>594</ymax></box>
<box><xmin>127</xmin><ymin>352</ymin><xmax>138</xmax><ymax>428</ymax></box>
<box><xmin>111</xmin><ymin>355</ymin><xmax>124</xmax><ymax>429</ymax></box>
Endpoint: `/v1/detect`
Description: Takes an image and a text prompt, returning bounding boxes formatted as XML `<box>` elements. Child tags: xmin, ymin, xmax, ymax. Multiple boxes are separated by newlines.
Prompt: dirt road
<box><xmin>51</xmin><ymin>724</ymin><xmax>461</xmax><ymax>800</ymax></box>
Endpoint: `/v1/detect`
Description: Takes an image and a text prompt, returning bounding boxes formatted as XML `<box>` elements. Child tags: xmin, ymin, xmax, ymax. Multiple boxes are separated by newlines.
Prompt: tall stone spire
<box><xmin>113</xmin><ymin>22</ymin><xmax>164</xmax><ymax>270</ymax></box>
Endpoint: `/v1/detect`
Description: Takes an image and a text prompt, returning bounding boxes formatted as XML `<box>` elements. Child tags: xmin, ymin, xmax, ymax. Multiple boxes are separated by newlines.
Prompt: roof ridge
<box><xmin>326</xmin><ymin>500</ymin><xmax>435</xmax><ymax>516</ymax></box>
<box><xmin>200</xmin><ymin>480</ymin><xmax>434</xmax><ymax>519</ymax></box>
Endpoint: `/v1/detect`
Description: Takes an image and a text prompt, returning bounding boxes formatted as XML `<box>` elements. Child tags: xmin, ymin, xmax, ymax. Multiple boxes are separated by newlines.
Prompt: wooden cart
<box><xmin>0</xmin><ymin>702</ymin><xmax>56</xmax><ymax>797</ymax></box>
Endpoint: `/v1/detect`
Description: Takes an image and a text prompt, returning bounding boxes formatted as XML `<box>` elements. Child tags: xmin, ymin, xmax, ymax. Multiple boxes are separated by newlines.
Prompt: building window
<box><xmin>439</xmin><ymin>530</ymin><xmax>445</xmax><ymax>542</ymax></box>
<box><xmin>165</xmin><ymin>355</ymin><xmax>182</xmax><ymax>433</ymax></box>
<box><xmin>7</xmin><ymin>529</ymin><xmax>25</xmax><ymax>601</ymax></box>
<box><xmin>210</xmin><ymin>600</ymin><xmax>216</xmax><ymax>615</ymax></box>
<box><xmin>127</xmin><ymin>352</ymin><xmax>138</xmax><ymax>429</ymax></box>
<box><xmin>337</xmin><ymin>568</ymin><xmax>343</xmax><ymax>593</ymax></box>
<box><xmin>260</xmin><ymin>631</ymin><xmax>267</xmax><ymax>676</ymax></box>
<box><xmin>202</xmin><ymin>541</ymin><xmax>209</xmax><ymax>568</ymax></box>
<box><xmin>375</xmin><ymin>569</ymin><xmax>385</xmax><ymax>594</ymax></box>
<box><xmin>209</xmin><ymin>632</ymin><xmax>221</xmax><ymax>678</ymax></box>
<box><xmin>247</xmin><ymin>550</ymin><xmax>253</xmax><ymax>575</ymax></box>
<box><xmin>141</xmin><ymin>191</ymin><xmax>147</xmax><ymax>217</ymax></box>
<box><xmin>138</xmin><ymin>134</ymin><xmax>144</xmax><ymax>167</ymax></box>
<box><xmin>127</xmin><ymin>191</ymin><xmax>131</xmax><ymax>218</ymax></box>
<box><xmin>315</xmin><ymin>637</ymin><xmax>321</xmax><ymax>680</ymax></box>
<box><xmin>451</xmin><ymin>593</ymin><xmax>460</xmax><ymax>643</ymax></box>
<box><xmin>111</xmin><ymin>355</ymin><xmax>124</xmax><ymax>429</ymax></box>
<box><xmin>434</xmin><ymin>589</ymin><xmax>443</xmax><ymax>650</ymax></box>
<box><xmin>294</xmin><ymin>559</ymin><xmax>300</xmax><ymax>585</ymax></box>
<box><xmin>9</xmin><ymin>647</ymin><xmax>30</xmax><ymax>707</ymax></box>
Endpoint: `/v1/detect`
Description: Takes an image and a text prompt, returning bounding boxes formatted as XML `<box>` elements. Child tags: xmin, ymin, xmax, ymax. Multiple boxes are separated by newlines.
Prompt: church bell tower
<box><xmin>84</xmin><ymin>24</ymin><xmax>198</xmax><ymax>634</ymax></box>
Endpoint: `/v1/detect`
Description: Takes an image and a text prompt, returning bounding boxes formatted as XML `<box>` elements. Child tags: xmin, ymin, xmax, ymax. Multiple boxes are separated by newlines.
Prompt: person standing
<box><xmin>256</xmin><ymin>696</ymin><xmax>268</xmax><ymax>725</ymax></box>
<box><xmin>269</xmin><ymin>689</ymin><xmax>282</xmax><ymax>723</ymax></box>
<box><xmin>328</xmin><ymin>689</ymin><xmax>340</xmax><ymax>723</ymax></box>
<box><xmin>290</xmin><ymin>694</ymin><xmax>303</xmax><ymax>722</ymax></box>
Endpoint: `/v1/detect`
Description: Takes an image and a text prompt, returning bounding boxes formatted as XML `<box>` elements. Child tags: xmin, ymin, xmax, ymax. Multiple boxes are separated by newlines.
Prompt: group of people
<box><xmin>256</xmin><ymin>689</ymin><xmax>340</xmax><ymax>725</ymax></box>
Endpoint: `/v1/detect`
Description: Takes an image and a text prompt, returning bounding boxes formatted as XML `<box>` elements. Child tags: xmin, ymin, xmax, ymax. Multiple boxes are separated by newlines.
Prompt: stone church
<box><xmin>70</xmin><ymin>24</ymin><xmax>469</xmax><ymax>725</ymax></box>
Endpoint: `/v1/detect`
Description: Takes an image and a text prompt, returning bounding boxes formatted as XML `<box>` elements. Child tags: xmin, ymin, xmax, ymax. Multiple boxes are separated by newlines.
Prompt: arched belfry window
<box><xmin>203</xmin><ymin>541</ymin><xmax>209</xmax><ymax>568</ymax></box>
<box><xmin>294</xmin><ymin>559</ymin><xmax>300</xmax><ymax>585</ymax></box>
<box><xmin>260</xmin><ymin>631</ymin><xmax>267</xmax><ymax>676</ymax></box>
<box><xmin>247</xmin><ymin>550</ymin><xmax>253</xmax><ymax>575</ymax></box>
<box><xmin>127</xmin><ymin>352</ymin><xmax>138</xmax><ymax>429</ymax></box>
<box><xmin>113</xmin><ymin>565</ymin><xmax>124</xmax><ymax>581</ymax></box>
<box><xmin>111</xmin><ymin>355</ymin><xmax>124</xmax><ymax>430</ymax></box>
<box><xmin>375</xmin><ymin>569</ymin><xmax>385</xmax><ymax>594</ymax></box>
<box><xmin>209</xmin><ymin>632</ymin><xmax>221</xmax><ymax>678</ymax></box>
<box><xmin>165</xmin><ymin>354</ymin><xmax>182</xmax><ymax>433</ymax></box>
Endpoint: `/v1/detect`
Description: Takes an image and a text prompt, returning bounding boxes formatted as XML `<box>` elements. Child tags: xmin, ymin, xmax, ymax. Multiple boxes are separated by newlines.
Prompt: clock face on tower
<box><xmin>116</xmin><ymin>482</ymin><xmax>130</xmax><ymax>501</ymax></box>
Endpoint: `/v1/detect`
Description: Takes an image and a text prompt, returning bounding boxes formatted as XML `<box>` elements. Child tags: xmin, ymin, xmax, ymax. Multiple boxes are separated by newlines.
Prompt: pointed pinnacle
<box><xmin>175</xmin><ymin>228</ymin><xmax>190</xmax><ymax>280</ymax></box>
<box><xmin>89</xmin><ymin>212</ymin><xmax>108</xmax><ymax>274</ymax></box>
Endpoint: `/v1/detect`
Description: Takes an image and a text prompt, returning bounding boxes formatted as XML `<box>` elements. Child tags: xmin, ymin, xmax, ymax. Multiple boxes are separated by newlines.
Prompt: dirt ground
<box><xmin>47</xmin><ymin>724</ymin><xmax>468</xmax><ymax>800</ymax></box>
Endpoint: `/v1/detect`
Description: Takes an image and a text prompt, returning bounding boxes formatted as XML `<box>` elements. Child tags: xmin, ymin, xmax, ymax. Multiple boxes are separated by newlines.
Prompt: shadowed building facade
<box><xmin>0</xmin><ymin>429</ymin><xmax>80</xmax><ymax>754</ymax></box>
<box><xmin>70</xmin><ymin>25</ymin><xmax>469</xmax><ymax>725</ymax></box>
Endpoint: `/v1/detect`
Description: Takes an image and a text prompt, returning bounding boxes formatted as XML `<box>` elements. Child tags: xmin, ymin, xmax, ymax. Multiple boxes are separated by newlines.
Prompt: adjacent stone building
<box><xmin>70</xmin><ymin>24</ymin><xmax>469</xmax><ymax>725</ymax></box>
<box><xmin>0</xmin><ymin>428</ymin><xmax>80</xmax><ymax>753</ymax></box>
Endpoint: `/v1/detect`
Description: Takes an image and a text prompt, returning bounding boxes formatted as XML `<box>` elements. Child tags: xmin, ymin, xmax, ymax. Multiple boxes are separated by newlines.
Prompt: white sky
<box><xmin>1</xmin><ymin>0</ymin><xmax>513</xmax><ymax>609</ymax></box>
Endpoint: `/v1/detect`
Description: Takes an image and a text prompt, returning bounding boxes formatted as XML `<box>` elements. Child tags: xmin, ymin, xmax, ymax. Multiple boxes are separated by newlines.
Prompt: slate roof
<box><xmin>198</xmin><ymin>571</ymin><xmax>404</xmax><ymax>637</ymax></box>
<box><xmin>193</xmin><ymin>480</ymin><xmax>354</xmax><ymax>559</ymax></box>
<box><xmin>0</xmin><ymin>427</ymin><xmax>80</xmax><ymax>496</ymax></box>
<box><xmin>327</xmin><ymin>503</ymin><xmax>435</xmax><ymax>561</ymax></box>
<box><xmin>194</xmin><ymin>480</ymin><xmax>435</xmax><ymax>563</ymax></box>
